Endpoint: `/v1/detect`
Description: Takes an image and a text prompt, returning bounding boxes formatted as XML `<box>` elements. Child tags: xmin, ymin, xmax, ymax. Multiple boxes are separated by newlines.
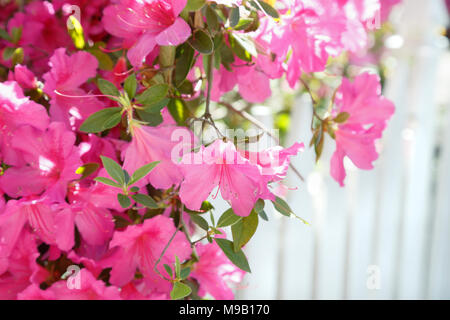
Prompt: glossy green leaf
<box><xmin>231</xmin><ymin>210</ymin><xmax>258</xmax><ymax>252</ymax></box>
<box><xmin>229</xmin><ymin>7</ymin><xmax>240</xmax><ymax>27</ymax></box>
<box><xmin>272</xmin><ymin>196</ymin><xmax>292</xmax><ymax>217</ymax></box>
<box><xmin>170</xmin><ymin>282</ymin><xmax>192</xmax><ymax>300</ymax></box>
<box><xmin>97</xmin><ymin>78</ymin><xmax>120</xmax><ymax>98</ymax></box>
<box><xmin>100</xmin><ymin>156</ymin><xmax>125</xmax><ymax>185</ymax></box>
<box><xmin>188</xmin><ymin>29</ymin><xmax>214</xmax><ymax>55</ymax></box>
<box><xmin>94</xmin><ymin>177</ymin><xmax>121</xmax><ymax>188</ymax></box>
<box><xmin>185</xmin><ymin>0</ymin><xmax>206</xmax><ymax>11</ymax></box>
<box><xmin>80</xmin><ymin>107</ymin><xmax>122</xmax><ymax>133</ymax></box>
<box><xmin>163</xmin><ymin>264</ymin><xmax>173</xmax><ymax>278</ymax></box>
<box><xmin>175</xmin><ymin>44</ymin><xmax>195</xmax><ymax>85</ymax></box>
<box><xmin>117</xmin><ymin>193</ymin><xmax>131</xmax><ymax>208</ymax></box>
<box><xmin>129</xmin><ymin>161</ymin><xmax>160</xmax><ymax>185</ymax></box>
<box><xmin>124</xmin><ymin>74</ymin><xmax>137</xmax><ymax>99</ymax></box>
<box><xmin>189</xmin><ymin>213</ymin><xmax>209</xmax><ymax>231</ymax></box>
<box><xmin>251</xmin><ymin>0</ymin><xmax>280</xmax><ymax>18</ymax></box>
<box><xmin>215</xmin><ymin>238</ymin><xmax>251</xmax><ymax>273</ymax></box>
<box><xmin>180</xmin><ymin>267</ymin><xmax>191</xmax><ymax>280</ymax></box>
<box><xmin>136</xmin><ymin>84</ymin><xmax>169</xmax><ymax>107</ymax></box>
<box><xmin>168</xmin><ymin>98</ymin><xmax>189</xmax><ymax>126</ymax></box>
<box><xmin>217</xmin><ymin>208</ymin><xmax>242</xmax><ymax>228</ymax></box>
<box><xmin>131</xmin><ymin>194</ymin><xmax>159</xmax><ymax>209</ymax></box>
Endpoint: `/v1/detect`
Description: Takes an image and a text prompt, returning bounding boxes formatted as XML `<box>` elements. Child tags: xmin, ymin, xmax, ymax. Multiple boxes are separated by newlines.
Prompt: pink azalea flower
<box><xmin>0</xmin><ymin>81</ymin><xmax>49</xmax><ymax>166</ymax></box>
<box><xmin>0</xmin><ymin>197</ymin><xmax>63</xmax><ymax>264</ymax></box>
<box><xmin>191</xmin><ymin>242</ymin><xmax>245</xmax><ymax>300</ymax></box>
<box><xmin>330</xmin><ymin>72</ymin><xmax>395</xmax><ymax>186</ymax></box>
<box><xmin>7</xmin><ymin>1</ymin><xmax>71</xmax><ymax>74</ymax></box>
<box><xmin>43</xmin><ymin>48</ymin><xmax>102</xmax><ymax>130</ymax></box>
<box><xmin>7</xmin><ymin>65</ymin><xmax>38</xmax><ymax>90</ymax></box>
<box><xmin>270</xmin><ymin>0</ymin><xmax>367</xmax><ymax>87</ymax></box>
<box><xmin>122</xmin><ymin>123</ymin><xmax>193</xmax><ymax>189</ymax></box>
<box><xmin>18</xmin><ymin>269</ymin><xmax>122</xmax><ymax>300</ymax></box>
<box><xmin>179</xmin><ymin>139</ymin><xmax>271</xmax><ymax>217</ymax></box>
<box><xmin>102</xmin><ymin>0</ymin><xmax>191</xmax><ymax>67</ymax></box>
<box><xmin>0</xmin><ymin>229</ymin><xmax>48</xmax><ymax>299</ymax></box>
<box><xmin>0</xmin><ymin>122</ymin><xmax>82</xmax><ymax>202</ymax></box>
<box><xmin>105</xmin><ymin>215</ymin><xmax>191</xmax><ymax>291</ymax></box>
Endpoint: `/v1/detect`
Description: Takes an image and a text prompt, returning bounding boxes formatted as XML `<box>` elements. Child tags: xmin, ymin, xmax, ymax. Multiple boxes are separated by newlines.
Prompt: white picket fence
<box><xmin>210</xmin><ymin>0</ymin><xmax>450</xmax><ymax>300</ymax></box>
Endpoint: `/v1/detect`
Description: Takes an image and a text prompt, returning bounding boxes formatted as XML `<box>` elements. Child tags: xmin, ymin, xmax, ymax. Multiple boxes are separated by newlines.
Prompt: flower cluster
<box><xmin>0</xmin><ymin>0</ymin><xmax>399</xmax><ymax>300</ymax></box>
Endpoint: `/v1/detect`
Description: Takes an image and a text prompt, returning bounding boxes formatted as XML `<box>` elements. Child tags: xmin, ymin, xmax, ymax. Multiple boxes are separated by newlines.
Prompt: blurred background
<box><xmin>211</xmin><ymin>0</ymin><xmax>450</xmax><ymax>299</ymax></box>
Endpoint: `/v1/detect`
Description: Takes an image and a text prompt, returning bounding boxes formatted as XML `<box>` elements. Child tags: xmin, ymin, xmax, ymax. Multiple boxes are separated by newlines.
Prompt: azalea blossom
<box><xmin>43</xmin><ymin>48</ymin><xmax>102</xmax><ymax>130</ymax></box>
<box><xmin>330</xmin><ymin>72</ymin><xmax>395</xmax><ymax>186</ymax></box>
<box><xmin>105</xmin><ymin>215</ymin><xmax>191</xmax><ymax>291</ymax></box>
<box><xmin>0</xmin><ymin>81</ymin><xmax>49</xmax><ymax>166</ymax></box>
<box><xmin>180</xmin><ymin>139</ymin><xmax>274</xmax><ymax>217</ymax></box>
<box><xmin>191</xmin><ymin>242</ymin><xmax>246</xmax><ymax>300</ymax></box>
<box><xmin>102</xmin><ymin>0</ymin><xmax>191</xmax><ymax>67</ymax></box>
<box><xmin>0</xmin><ymin>122</ymin><xmax>82</xmax><ymax>202</ymax></box>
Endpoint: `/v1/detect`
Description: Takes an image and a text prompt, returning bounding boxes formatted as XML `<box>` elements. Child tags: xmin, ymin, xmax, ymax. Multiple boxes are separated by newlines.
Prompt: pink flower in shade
<box><xmin>7</xmin><ymin>65</ymin><xmax>38</xmax><ymax>90</ymax></box>
<box><xmin>102</xmin><ymin>0</ymin><xmax>191</xmax><ymax>67</ymax></box>
<box><xmin>18</xmin><ymin>269</ymin><xmax>122</xmax><ymax>300</ymax></box>
<box><xmin>43</xmin><ymin>48</ymin><xmax>103</xmax><ymax>130</ymax></box>
<box><xmin>330</xmin><ymin>72</ymin><xmax>395</xmax><ymax>186</ymax></box>
<box><xmin>122</xmin><ymin>123</ymin><xmax>193</xmax><ymax>189</ymax></box>
<box><xmin>7</xmin><ymin>1</ymin><xmax>71</xmax><ymax>74</ymax></box>
<box><xmin>0</xmin><ymin>81</ymin><xmax>49</xmax><ymax>166</ymax></box>
<box><xmin>0</xmin><ymin>229</ymin><xmax>48</xmax><ymax>300</ymax></box>
<box><xmin>191</xmin><ymin>242</ymin><xmax>245</xmax><ymax>300</ymax></box>
<box><xmin>0</xmin><ymin>122</ymin><xmax>82</xmax><ymax>202</ymax></box>
<box><xmin>0</xmin><ymin>197</ymin><xmax>68</xmax><ymax>266</ymax></box>
<box><xmin>105</xmin><ymin>215</ymin><xmax>191</xmax><ymax>291</ymax></box>
<box><xmin>179</xmin><ymin>139</ymin><xmax>272</xmax><ymax>217</ymax></box>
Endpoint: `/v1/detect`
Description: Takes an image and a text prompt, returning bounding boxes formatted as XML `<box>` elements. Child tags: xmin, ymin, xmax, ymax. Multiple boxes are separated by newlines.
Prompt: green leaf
<box><xmin>215</xmin><ymin>238</ymin><xmax>251</xmax><ymax>273</ymax></box>
<box><xmin>129</xmin><ymin>161</ymin><xmax>160</xmax><ymax>185</ymax></box>
<box><xmin>124</xmin><ymin>74</ymin><xmax>137</xmax><ymax>99</ymax></box>
<box><xmin>205</xmin><ymin>5</ymin><xmax>219</xmax><ymax>31</ymax></box>
<box><xmin>334</xmin><ymin>112</ymin><xmax>350</xmax><ymax>123</ymax></box>
<box><xmin>185</xmin><ymin>0</ymin><xmax>206</xmax><ymax>11</ymax></box>
<box><xmin>231</xmin><ymin>210</ymin><xmax>258</xmax><ymax>252</ymax></box>
<box><xmin>100</xmin><ymin>156</ymin><xmax>125</xmax><ymax>185</ymax></box>
<box><xmin>97</xmin><ymin>78</ymin><xmax>120</xmax><ymax>98</ymax></box>
<box><xmin>189</xmin><ymin>213</ymin><xmax>209</xmax><ymax>231</ymax></box>
<box><xmin>136</xmin><ymin>84</ymin><xmax>169</xmax><ymax>106</ymax></box>
<box><xmin>229</xmin><ymin>7</ymin><xmax>240</xmax><ymax>28</ymax></box>
<box><xmin>180</xmin><ymin>267</ymin><xmax>191</xmax><ymax>280</ymax></box>
<box><xmin>0</xmin><ymin>28</ymin><xmax>11</xmax><ymax>41</ymax></box>
<box><xmin>230</xmin><ymin>33</ymin><xmax>257</xmax><ymax>58</ymax></box>
<box><xmin>167</xmin><ymin>98</ymin><xmax>189</xmax><ymax>126</ymax></box>
<box><xmin>76</xmin><ymin>163</ymin><xmax>99</xmax><ymax>180</ymax></box>
<box><xmin>123</xmin><ymin>170</ymin><xmax>130</xmax><ymax>185</ymax></box>
<box><xmin>117</xmin><ymin>193</ymin><xmax>131</xmax><ymax>208</ymax></box>
<box><xmin>170</xmin><ymin>282</ymin><xmax>192</xmax><ymax>300</ymax></box>
<box><xmin>251</xmin><ymin>0</ymin><xmax>280</xmax><ymax>18</ymax></box>
<box><xmin>233</xmin><ymin>18</ymin><xmax>254</xmax><ymax>31</ymax></box>
<box><xmin>217</xmin><ymin>208</ymin><xmax>242</xmax><ymax>228</ymax></box>
<box><xmin>175</xmin><ymin>44</ymin><xmax>195</xmax><ymax>86</ymax></box>
<box><xmin>272</xmin><ymin>196</ymin><xmax>292</xmax><ymax>217</ymax></box>
<box><xmin>254</xmin><ymin>199</ymin><xmax>265</xmax><ymax>213</ymax></box>
<box><xmin>2</xmin><ymin>47</ymin><xmax>15</xmax><ymax>61</ymax></box>
<box><xmin>80</xmin><ymin>107</ymin><xmax>123</xmax><ymax>133</ymax></box>
<box><xmin>131</xmin><ymin>194</ymin><xmax>158</xmax><ymax>209</ymax></box>
<box><xmin>163</xmin><ymin>264</ymin><xmax>173</xmax><ymax>278</ymax></box>
<box><xmin>175</xmin><ymin>256</ymin><xmax>181</xmax><ymax>278</ymax></box>
<box><xmin>258</xmin><ymin>210</ymin><xmax>269</xmax><ymax>221</ymax></box>
<box><xmin>129</xmin><ymin>186</ymin><xmax>139</xmax><ymax>193</ymax></box>
<box><xmin>10</xmin><ymin>27</ymin><xmax>22</xmax><ymax>44</ymax></box>
<box><xmin>94</xmin><ymin>177</ymin><xmax>122</xmax><ymax>188</ymax></box>
<box><xmin>188</xmin><ymin>29</ymin><xmax>214</xmax><ymax>55</ymax></box>
<box><xmin>11</xmin><ymin>47</ymin><xmax>24</xmax><ymax>66</ymax></box>
<box><xmin>136</xmin><ymin>109</ymin><xmax>164</xmax><ymax>127</ymax></box>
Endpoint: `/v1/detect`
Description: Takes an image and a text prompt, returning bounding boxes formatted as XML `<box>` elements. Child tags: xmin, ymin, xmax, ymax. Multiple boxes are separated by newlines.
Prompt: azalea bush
<box><xmin>0</xmin><ymin>0</ymin><xmax>399</xmax><ymax>300</ymax></box>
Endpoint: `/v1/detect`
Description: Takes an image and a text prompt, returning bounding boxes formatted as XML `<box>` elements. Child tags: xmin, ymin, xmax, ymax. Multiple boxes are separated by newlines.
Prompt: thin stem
<box><xmin>205</xmin><ymin>54</ymin><xmax>214</xmax><ymax>117</ymax></box>
<box><xmin>180</xmin><ymin>205</ymin><xmax>199</xmax><ymax>261</ymax></box>
<box><xmin>218</xmin><ymin>101</ymin><xmax>305</xmax><ymax>182</ymax></box>
<box><xmin>154</xmin><ymin>227</ymin><xmax>179</xmax><ymax>281</ymax></box>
